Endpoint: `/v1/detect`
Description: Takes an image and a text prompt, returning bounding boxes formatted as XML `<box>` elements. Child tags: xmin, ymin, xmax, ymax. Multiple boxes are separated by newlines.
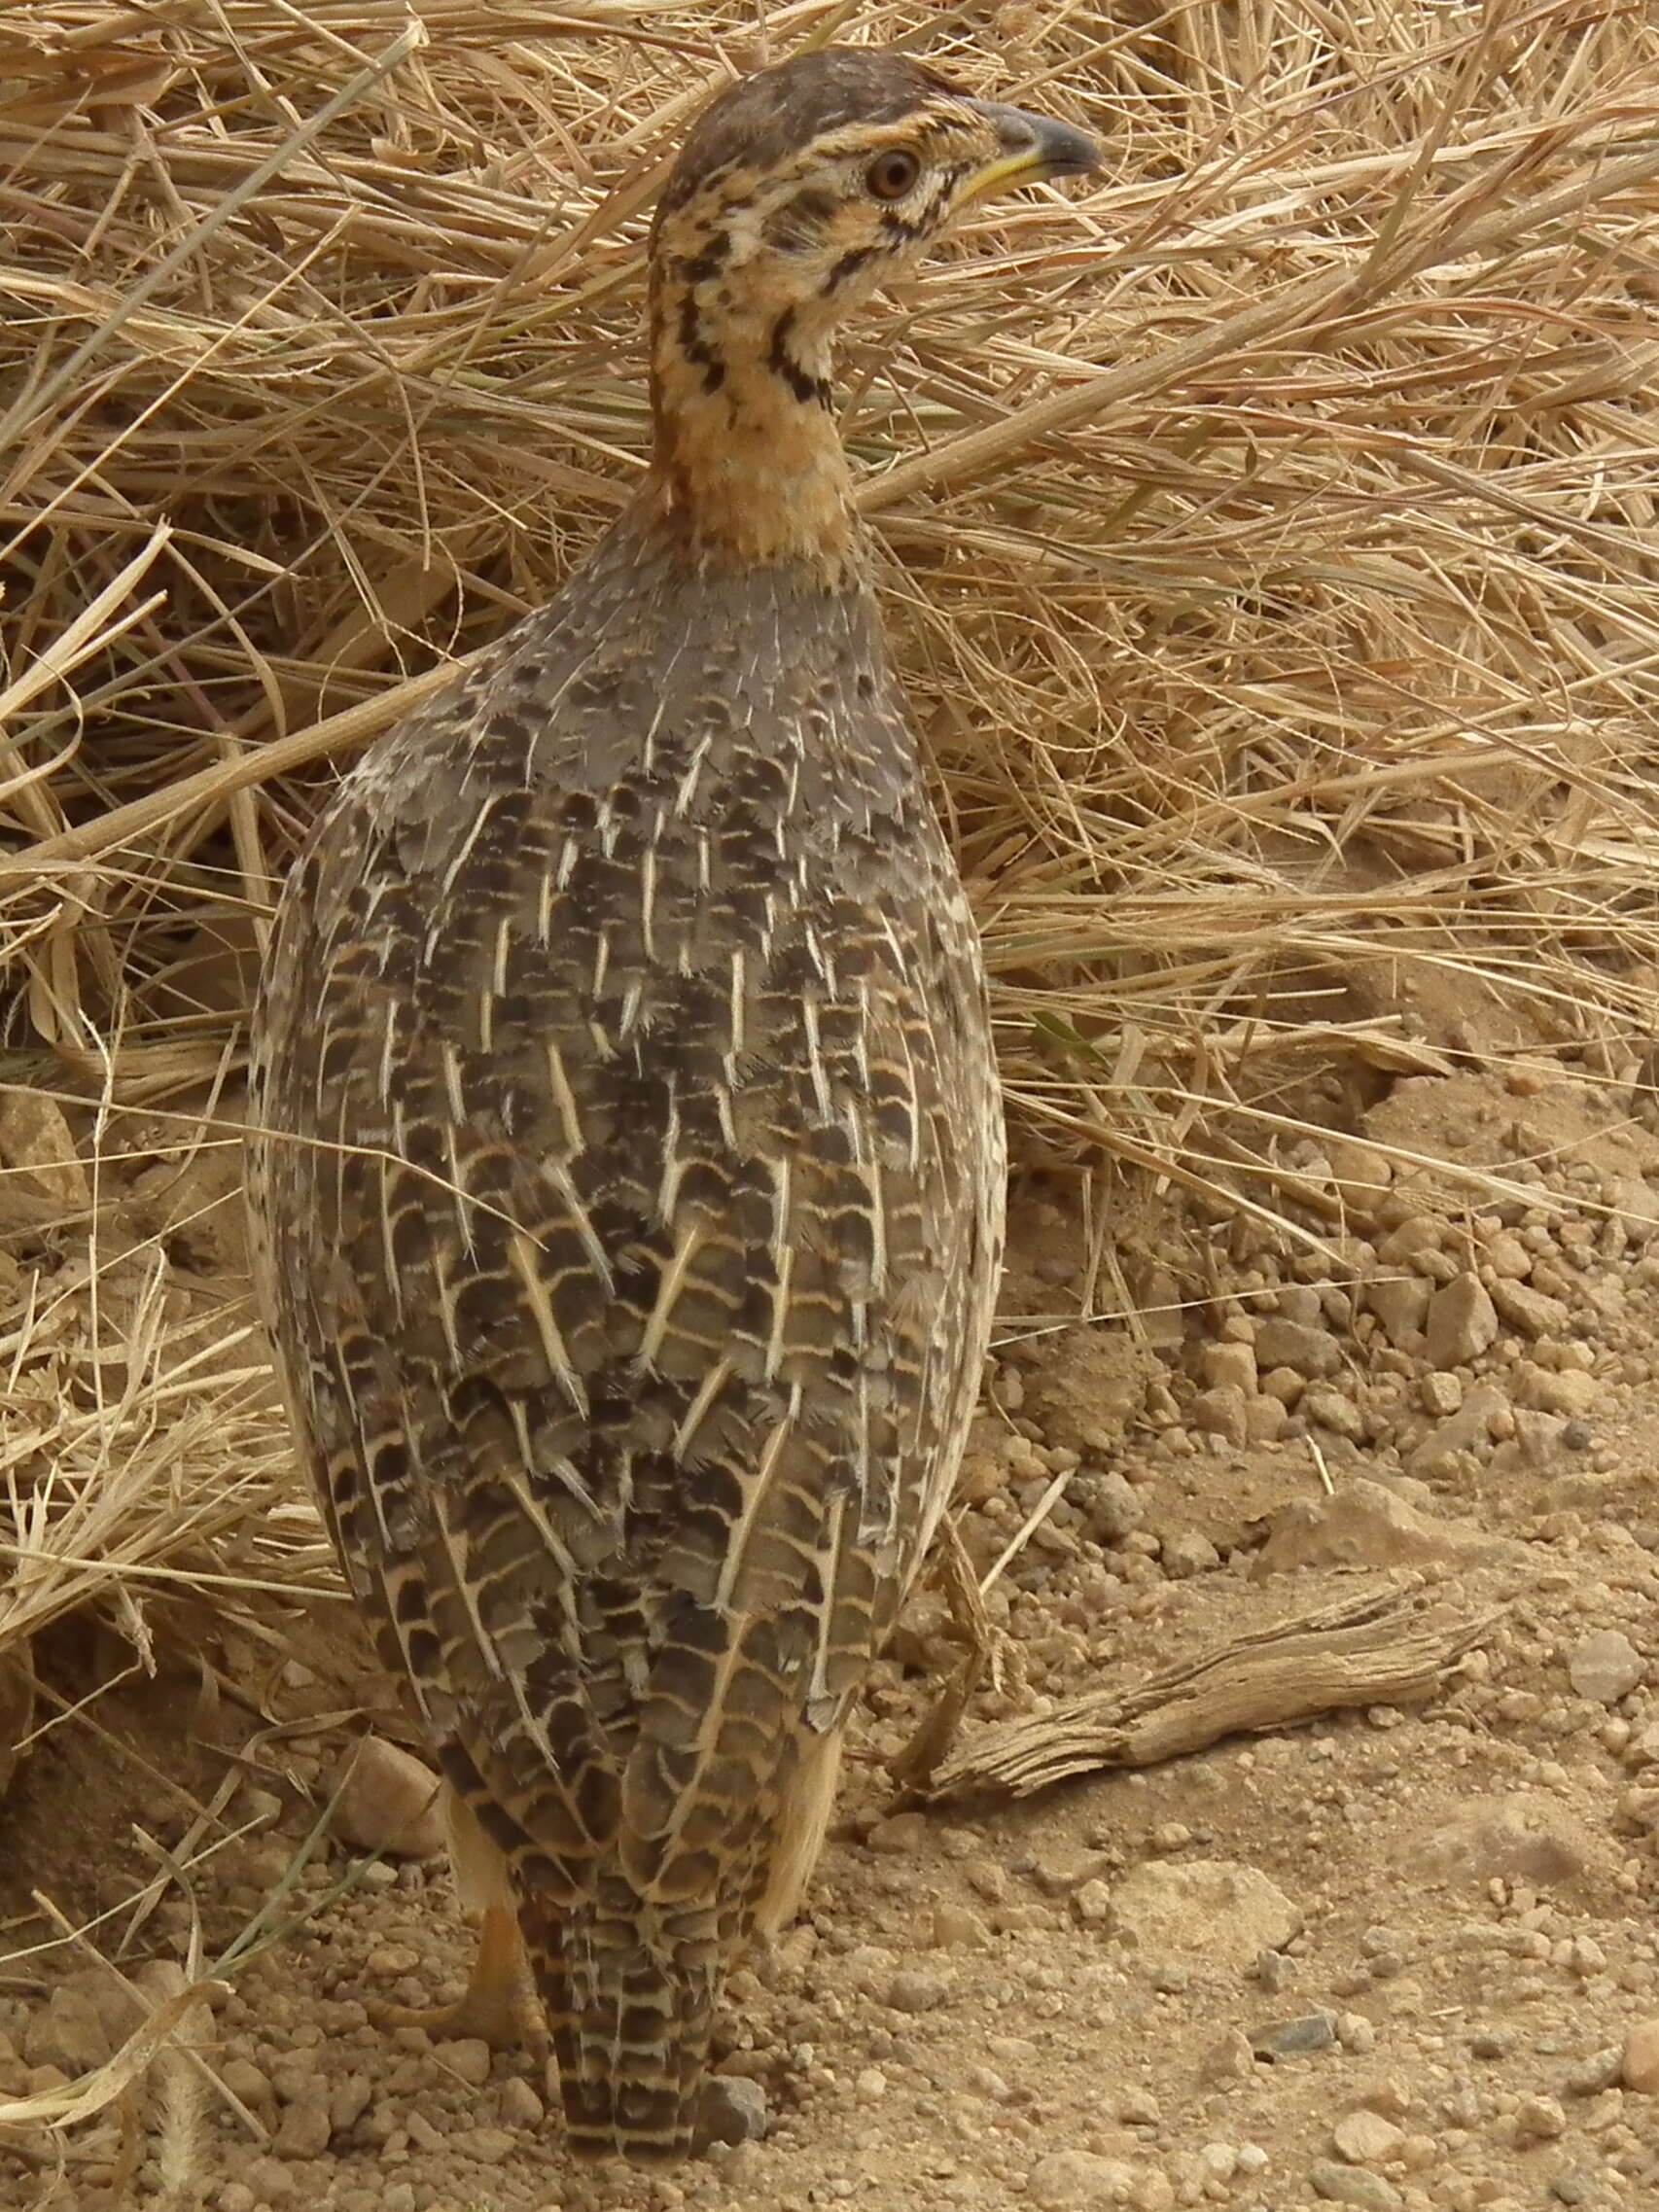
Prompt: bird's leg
<box><xmin>754</xmin><ymin>1727</ymin><xmax>846</xmax><ymax>1938</ymax></box>
<box><xmin>369</xmin><ymin>1780</ymin><xmax>547</xmax><ymax>2056</ymax></box>
<box><xmin>886</xmin><ymin>1518</ymin><xmax>1006</xmax><ymax>1795</ymax></box>
<box><xmin>370</xmin><ymin>1900</ymin><xmax>547</xmax><ymax>2054</ymax></box>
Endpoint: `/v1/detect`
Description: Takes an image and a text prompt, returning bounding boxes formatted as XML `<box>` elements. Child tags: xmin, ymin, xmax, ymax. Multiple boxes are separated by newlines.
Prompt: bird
<box><xmin>245</xmin><ymin>44</ymin><xmax>1099</xmax><ymax>2164</ymax></box>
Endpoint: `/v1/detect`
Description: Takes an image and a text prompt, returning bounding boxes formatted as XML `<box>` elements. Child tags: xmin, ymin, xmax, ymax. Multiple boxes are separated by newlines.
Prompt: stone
<box><xmin>1303</xmin><ymin>1387</ymin><xmax>1365</xmax><ymax>1442</ymax></box>
<box><xmin>458</xmin><ymin>2125</ymin><xmax>515</xmax><ymax>2163</ymax></box>
<box><xmin>329</xmin><ymin>1737</ymin><xmax>446</xmax><ymax>1859</ymax></box>
<box><xmin>55</xmin><ymin>1966</ymin><xmax>142</xmax><ymax>2048</ymax></box>
<box><xmin>1620</xmin><ymin>2019</ymin><xmax>1659</xmax><ymax>2092</ymax></box>
<box><xmin>888</xmin><ymin>1968</ymin><xmax>952</xmax><ymax>2013</ymax></box>
<box><xmin>699</xmin><ymin>2074</ymin><xmax>770</xmax><ymax>2146</ymax></box>
<box><xmin>273</xmin><ymin>2082</ymin><xmax>332</xmax><ymax>2159</ymax></box>
<box><xmin>1200</xmin><ymin>2028</ymin><xmax>1255</xmax><ymax>2081</ymax></box>
<box><xmin>1483</xmin><ymin>1231</ymin><xmax>1532</xmax><ymax>1279</ymax></box>
<box><xmin>1568</xmin><ymin>1630</ymin><xmax>1644</xmax><ymax>1703</ymax></box>
<box><xmin>1110</xmin><ymin>1860</ymin><xmax>1299</xmax><ymax>1972</ymax></box>
<box><xmin>1489</xmin><ymin>1279</ymin><xmax>1569</xmax><ymax>1339</ymax></box>
<box><xmin>1327</xmin><ymin>1140</ymin><xmax>1391</xmax><ymax>1214</ymax></box>
<box><xmin>1073</xmin><ymin>1881</ymin><xmax>1112</xmax><ymax>1928</ymax></box>
<box><xmin>1416</xmin><ymin>1791</ymin><xmax>1601</xmax><ymax>1891</ymax></box>
<box><xmin>932</xmin><ymin>1902</ymin><xmax>992</xmax><ymax>1949</ymax></box>
<box><xmin>222</xmin><ymin>2058</ymin><xmax>274</xmax><ymax>2111</ymax></box>
<box><xmin>1358</xmin><ymin>2078</ymin><xmax>1414</xmax><ymax>2119</ymax></box>
<box><xmin>499</xmin><ymin>2075</ymin><xmax>545</xmax><ymax>2129</ymax></box>
<box><xmin>1245</xmin><ymin>1394</ymin><xmax>1288</xmax><ymax>1444</ymax></box>
<box><xmin>1250</xmin><ymin>2012</ymin><xmax>1337</xmax><ymax>2058</ymax></box>
<box><xmin>1408</xmin><ymin>1382</ymin><xmax>1509</xmax><ymax>1475</ymax></box>
<box><xmin>1029</xmin><ymin>2150</ymin><xmax>1137</xmax><ymax>2208</ymax></box>
<box><xmin>1491</xmin><ymin>1408</ymin><xmax>1568</xmax><ymax>1473</ymax></box>
<box><xmin>1332</xmin><ymin>2111</ymin><xmax>1403</xmax><ymax>2164</ymax></box>
<box><xmin>1513</xmin><ymin>2093</ymin><xmax>1566</xmax><ymax>2143</ymax></box>
<box><xmin>1425</xmin><ymin>1274</ymin><xmax>1498</xmax><ymax>1368</ymax></box>
<box><xmin>1365</xmin><ymin>1275</ymin><xmax>1431</xmax><ymax>1348</ymax></box>
<box><xmin>434</xmin><ymin>2037</ymin><xmax>492</xmax><ymax>2088</ymax></box>
<box><xmin>1420</xmin><ymin>1372</ymin><xmax>1462</xmax><ymax>1418</ymax></box>
<box><xmin>1191</xmin><ymin>1387</ymin><xmax>1249</xmax><ymax>1446</ymax></box>
<box><xmin>1560</xmin><ymin>2046</ymin><xmax>1622</xmax><ymax>2097</ymax></box>
<box><xmin>1520</xmin><ymin>1366</ymin><xmax>1597</xmax><ymax>1418</ymax></box>
<box><xmin>0</xmin><ymin>1092</ymin><xmax>88</xmax><ymax>1205</ymax></box>
<box><xmin>22</xmin><ymin>1988</ymin><xmax>111</xmax><ymax>2076</ymax></box>
<box><xmin>330</xmin><ymin>2073</ymin><xmax>373</xmax><ymax>2133</ymax></box>
<box><xmin>1076</xmin><ymin>1471</ymin><xmax>1144</xmax><ymax>1543</ymax></box>
<box><xmin>1308</xmin><ymin>2161</ymin><xmax>1401</xmax><ymax>2210</ymax></box>
<box><xmin>867</xmin><ymin>1810</ymin><xmax>929</xmax><ymax>1853</ymax></box>
<box><xmin>1200</xmin><ymin>1341</ymin><xmax>1257</xmax><ymax>1394</ymax></box>
<box><xmin>1376</xmin><ymin>1215</ymin><xmax>1442</xmax><ymax>1263</ymax></box>
<box><xmin>1253</xmin><ymin>1319</ymin><xmax>1341</xmax><ymax>1378</ymax></box>
<box><xmin>245</xmin><ymin>2157</ymin><xmax>300</xmax><ymax>2204</ymax></box>
<box><xmin>1254</xmin><ymin>1478</ymin><xmax>1495</xmax><ymax>1577</ymax></box>
<box><xmin>1160</xmin><ymin>1528</ymin><xmax>1219</xmax><ymax>1578</ymax></box>
<box><xmin>239</xmin><ymin>1786</ymin><xmax>285</xmax><ymax>1834</ymax></box>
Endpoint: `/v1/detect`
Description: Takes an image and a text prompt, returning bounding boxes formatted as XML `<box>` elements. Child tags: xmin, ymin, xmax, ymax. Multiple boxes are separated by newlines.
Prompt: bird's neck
<box><xmin>647</xmin><ymin>264</ymin><xmax>857</xmax><ymax>572</ymax></box>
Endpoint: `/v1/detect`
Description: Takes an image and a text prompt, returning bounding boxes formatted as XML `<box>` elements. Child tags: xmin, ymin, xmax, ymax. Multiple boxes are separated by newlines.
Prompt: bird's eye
<box><xmin>865</xmin><ymin>150</ymin><xmax>921</xmax><ymax>200</ymax></box>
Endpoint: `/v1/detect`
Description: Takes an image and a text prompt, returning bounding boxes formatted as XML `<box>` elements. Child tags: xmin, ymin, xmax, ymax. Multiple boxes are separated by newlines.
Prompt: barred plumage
<box><xmin>246</xmin><ymin>45</ymin><xmax>1097</xmax><ymax>2163</ymax></box>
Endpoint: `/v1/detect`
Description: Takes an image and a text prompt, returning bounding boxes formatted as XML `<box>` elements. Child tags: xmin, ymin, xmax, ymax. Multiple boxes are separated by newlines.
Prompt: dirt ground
<box><xmin>4</xmin><ymin>1058</ymin><xmax>1659</xmax><ymax>2212</ymax></box>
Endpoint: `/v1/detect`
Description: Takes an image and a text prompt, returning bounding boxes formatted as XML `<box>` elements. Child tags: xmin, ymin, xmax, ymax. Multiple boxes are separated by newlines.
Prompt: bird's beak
<box><xmin>960</xmin><ymin>100</ymin><xmax>1103</xmax><ymax>201</ymax></box>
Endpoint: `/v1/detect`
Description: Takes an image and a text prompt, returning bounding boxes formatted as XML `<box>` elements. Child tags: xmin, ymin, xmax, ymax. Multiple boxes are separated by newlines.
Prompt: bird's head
<box><xmin>646</xmin><ymin>48</ymin><xmax>1100</xmax><ymax>564</ymax></box>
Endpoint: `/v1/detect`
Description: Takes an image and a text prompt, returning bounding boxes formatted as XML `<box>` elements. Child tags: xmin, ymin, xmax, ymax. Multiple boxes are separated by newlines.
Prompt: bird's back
<box><xmin>246</xmin><ymin>501</ymin><xmax>1004</xmax><ymax>2157</ymax></box>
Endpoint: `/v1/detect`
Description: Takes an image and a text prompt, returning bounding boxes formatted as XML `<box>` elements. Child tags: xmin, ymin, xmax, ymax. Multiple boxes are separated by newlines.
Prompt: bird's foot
<box><xmin>369</xmin><ymin>1984</ymin><xmax>547</xmax><ymax>2057</ymax></box>
<box><xmin>368</xmin><ymin>1903</ymin><xmax>547</xmax><ymax>2058</ymax></box>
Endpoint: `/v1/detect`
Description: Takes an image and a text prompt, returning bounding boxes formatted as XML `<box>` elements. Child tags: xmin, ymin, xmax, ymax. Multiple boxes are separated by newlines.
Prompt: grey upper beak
<box><xmin>966</xmin><ymin>98</ymin><xmax>1104</xmax><ymax>187</ymax></box>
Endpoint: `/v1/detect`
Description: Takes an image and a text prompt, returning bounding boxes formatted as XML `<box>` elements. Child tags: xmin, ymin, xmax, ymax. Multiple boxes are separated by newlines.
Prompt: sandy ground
<box><xmin>3</xmin><ymin>1061</ymin><xmax>1659</xmax><ymax>2212</ymax></box>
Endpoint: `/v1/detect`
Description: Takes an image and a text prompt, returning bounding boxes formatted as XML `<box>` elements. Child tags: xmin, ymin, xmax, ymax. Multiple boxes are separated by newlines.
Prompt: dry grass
<box><xmin>2</xmin><ymin>0</ymin><xmax>1658</xmax><ymax>1692</ymax></box>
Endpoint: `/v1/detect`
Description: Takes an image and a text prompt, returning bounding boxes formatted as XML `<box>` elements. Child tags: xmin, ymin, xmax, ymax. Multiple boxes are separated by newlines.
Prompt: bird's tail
<box><xmin>520</xmin><ymin>1878</ymin><xmax>724</xmax><ymax>2162</ymax></box>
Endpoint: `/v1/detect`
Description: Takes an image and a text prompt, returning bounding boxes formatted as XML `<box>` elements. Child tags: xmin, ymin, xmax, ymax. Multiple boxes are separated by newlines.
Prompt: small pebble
<box><xmin>1425</xmin><ymin>1274</ymin><xmax>1498</xmax><ymax>1368</ymax></box>
<box><xmin>499</xmin><ymin>2074</ymin><xmax>544</xmax><ymax>2129</ymax></box>
<box><xmin>434</xmin><ymin>2036</ymin><xmax>491</xmax><ymax>2088</ymax></box>
<box><xmin>1513</xmin><ymin>2092</ymin><xmax>1566</xmax><ymax>2143</ymax></box>
<box><xmin>1029</xmin><ymin>2149</ymin><xmax>1136</xmax><ymax>2209</ymax></box>
<box><xmin>329</xmin><ymin>1737</ymin><xmax>446</xmax><ymax>1859</ymax></box>
<box><xmin>1621</xmin><ymin>2017</ymin><xmax>1659</xmax><ymax>2092</ymax></box>
<box><xmin>1308</xmin><ymin>2159</ymin><xmax>1402</xmax><ymax>2210</ymax></box>
<box><xmin>1568</xmin><ymin>1630</ymin><xmax>1644</xmax><ymax>1703</ymax></box>
<box><xmin>1332</xmin><ymin>2110</ymin><xmax>1404</xmax><ymax>2165</ymax></box>
<box><xmin>888</xmin><ymin>1969</ymin><xmax>952</xmax><ymax>2014</ymax></box>
<box><xmin>272</xmin><ymin>2084</ymin><xmax>332</xmax><ymax>2159</ymax></box>
<box><xmin>1562</xmin><ymin>2046</ymin><xmax>1622</xmax><ymax>2096</ymax></box>
<box><xmin>699</xmin><ymin>2075</ymin><xmax>770</xmax><ymax>2147</ymax></box>
<box><xmin>1251</xmin><ymin>2011</ymin><xmax>1337</xmax><ymax>2058</ymax></box>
